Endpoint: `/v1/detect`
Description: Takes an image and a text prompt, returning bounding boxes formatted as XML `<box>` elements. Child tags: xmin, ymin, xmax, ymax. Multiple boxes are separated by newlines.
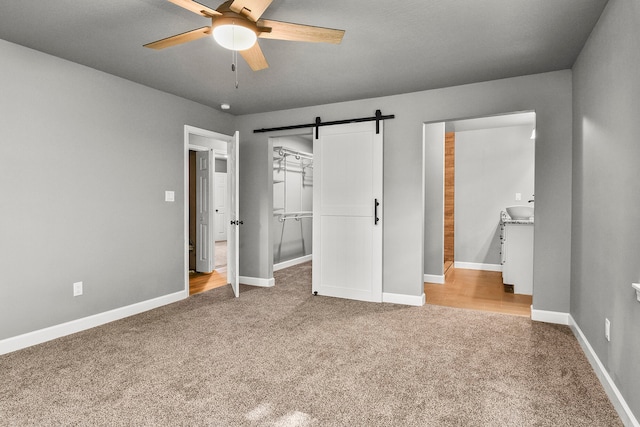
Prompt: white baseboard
<box><xmin>424</xmin><ymin>274</ymin><xmax>445</xmax><ymax>284</ymax></box>
<box><xmin>239</xmin><ymin>276</ymin><xmax>275</xmax><ymax>287</ymax></box>
<box><xmin>454</xmin><ymin>262</ymin><xmax>502</xmax><ymax>272</ymax></box>
<box><xmin>0</xmin><ymin>290</ymin><xmax>188</xmax><ymax>356</ymax></box>
<box><xmin>274</xmin><ymin>254</ymin><xmax>312</xmax><ymax>272</ymax></box>
<box><xmin>530</xmin><ymin>307</ymin><xmax>570</xmax><ymax>325</ymax></box>
<box><xmin>569</xmin><ymin>315</ymin><xmax>639</xmax><ymax>427</ymax></box>
<box><xmin>383</xmin><ymin>292</ymin><xmax>426</xmax><ymax>306</ymax></box>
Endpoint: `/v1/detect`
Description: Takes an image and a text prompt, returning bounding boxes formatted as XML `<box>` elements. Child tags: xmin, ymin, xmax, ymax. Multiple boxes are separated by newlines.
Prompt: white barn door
<box><xmin>312</xmin><ymin>121</ymin><xmax>383</xmax><ymax>302</ymax></box>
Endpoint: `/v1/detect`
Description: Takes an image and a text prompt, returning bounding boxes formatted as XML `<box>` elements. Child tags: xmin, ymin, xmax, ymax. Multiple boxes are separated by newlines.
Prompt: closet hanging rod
<box><xmin>273</xmin><ymin>146</ymin><xmax>313</xmax><ymax>160</ymax></box>
<box><xmin>255</xmin><ymin>110</ymin><xmax>395</xmax><ymax>137</ymax></box>
<box><xmin>278</xmin><ymin>211</ymin><xmax>313</xmax><ymax>222</ymax></box>
<box><xmin>279</xmin><ymin>211</ymin><xmax>313</xmax><ymax>216</ymax></box>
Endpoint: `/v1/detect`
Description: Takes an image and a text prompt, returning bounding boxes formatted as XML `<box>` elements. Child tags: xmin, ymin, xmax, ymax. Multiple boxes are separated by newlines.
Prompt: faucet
<box><xmin>528</xmin><ymin>194</ymin><xmax>535</xmax><ymax>203</ymax></box>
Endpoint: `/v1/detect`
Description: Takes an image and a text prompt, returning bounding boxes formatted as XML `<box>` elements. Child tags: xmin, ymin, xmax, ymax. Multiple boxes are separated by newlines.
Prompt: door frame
<box><xmin>422</xmin><ymin>111</ymin><xmax>536</xmax><ymax>288</ymax></box>
<box><xmin>183</xmin><ymin>125</ymin><xmax>235</xmax><ymax>293</ymax></box>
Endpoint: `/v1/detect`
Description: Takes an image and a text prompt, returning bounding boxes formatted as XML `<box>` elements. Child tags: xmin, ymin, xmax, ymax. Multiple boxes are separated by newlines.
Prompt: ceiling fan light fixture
<box><xmin>213</xmin><ymin>20</ymin><xmax>257</xmax><ymax>51</ymax></box>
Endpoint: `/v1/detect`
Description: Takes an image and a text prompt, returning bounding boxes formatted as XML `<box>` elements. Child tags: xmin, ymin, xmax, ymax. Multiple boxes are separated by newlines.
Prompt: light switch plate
<box><xmin>165</xmin><ymin>191</ymin><xmax>175</xmax><ymax>202</ymax></box>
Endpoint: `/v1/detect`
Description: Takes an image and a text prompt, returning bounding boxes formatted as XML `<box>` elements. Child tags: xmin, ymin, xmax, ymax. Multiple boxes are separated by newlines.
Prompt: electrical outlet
<box><xmin>605</xmin><ymin>318</ymin><xmax>611</xmax><ymax>342</ymax></box>
<box><xmin>73</xmin><ymin>281</ymin><xmax>83</xmax><ymax>297</ymax></box>
<box><xmin>515</xmin><ymin>193</ymin><xmax>522</xmax><ymax>201</ymax></box>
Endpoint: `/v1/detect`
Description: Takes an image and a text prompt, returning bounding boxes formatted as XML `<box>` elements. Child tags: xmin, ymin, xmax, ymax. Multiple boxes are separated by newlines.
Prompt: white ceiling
<box><xmin>0</xmin><ymin>0</ymin><xmax>608</xmax><ymax>115</ymax></box>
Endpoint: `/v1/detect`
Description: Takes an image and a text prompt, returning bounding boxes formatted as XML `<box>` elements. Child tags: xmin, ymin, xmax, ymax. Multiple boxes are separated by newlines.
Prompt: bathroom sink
<box><xmin>506</xmin><ymin>205</ymin><xmax>534</xmax><ymax>220</ymax></box>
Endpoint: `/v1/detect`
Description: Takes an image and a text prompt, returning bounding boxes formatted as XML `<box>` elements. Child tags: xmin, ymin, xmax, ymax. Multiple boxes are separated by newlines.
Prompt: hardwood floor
<box><xmin>189</xmin><ymin>269</ymin><xmax>228</xmax><ymax>295</ymax></box>
<box><xmin>425</xmin><ymin>267</ymin><xmax>532</xmax><ymax>317</ymax></box>
<box><xmin>443</xmin><ymin>260</ymin><xmax>453</xmax><ymax>274</ymax></box>
<box><xmin>190</xmin><ymin>261</ymin><xmax>532</xmax><ymax>316</ymax></box>
<box><xmin>189</xmin><ymin>241</ymin><xmax>228</xmax><ymax>295</ymax></box>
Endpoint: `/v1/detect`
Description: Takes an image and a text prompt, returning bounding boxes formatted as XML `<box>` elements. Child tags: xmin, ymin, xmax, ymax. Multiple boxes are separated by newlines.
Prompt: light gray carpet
<box><xmin>0</xmin><ymin>262</ymin><xmax>621</xmax><ymax>426</ymax></box>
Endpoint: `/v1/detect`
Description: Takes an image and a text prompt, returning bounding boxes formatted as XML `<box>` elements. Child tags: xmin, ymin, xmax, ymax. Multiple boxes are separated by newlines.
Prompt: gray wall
<box><xmin>0</xmin><ymin>40</ymin><xmax>235</xmax><ymax>340</ymax></box>
<box><xmin>237</xmin><ymin>70</ymin><xmax>572</xmax><ymax>312</ymax></box>
<box><xmin>272</xmin><ymin>136</ymin><xmax>313</xmax><ymax>264</ymax></box>
<box><xmin>423</xmin><ymin>123</ymin><xmax>445</xmax><ymax>276</ymax></box>
<box><xmin>572</xmin><ymin>0</ymin><xmax>640</xmax><ymax>419</ymax></box>
<box><xmin>455</xmin><ymin>125</ymin><xmax>535</xmax><ymax>265</ymax></box>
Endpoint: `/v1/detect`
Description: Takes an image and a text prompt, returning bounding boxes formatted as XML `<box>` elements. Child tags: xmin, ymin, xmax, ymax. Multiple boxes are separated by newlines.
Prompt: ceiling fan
<box><xmin>144</xmin><ymin>0</ymin><xmax>345</xmax><ymax>71</ymax></box>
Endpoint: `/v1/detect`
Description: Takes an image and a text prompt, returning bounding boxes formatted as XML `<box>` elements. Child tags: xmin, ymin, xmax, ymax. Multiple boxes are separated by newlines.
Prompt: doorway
<box><xmin>188</xmin><ymin>151</ymin><xmax>229</xmax><ymax>295</ymax></box>
<box><xmin>184</xmin><ymin>126</ymin><xmax>239</xmax><ymax>297</ymax></box>
<box><xmin>270</xmin><ymin>134</ymin><xmax>314</xmax><ymax>271</ymax></box>
<box><xmin>423</xmin><ymin>112</ymin><xmax>536</xmax><ymax>315</ymax></box>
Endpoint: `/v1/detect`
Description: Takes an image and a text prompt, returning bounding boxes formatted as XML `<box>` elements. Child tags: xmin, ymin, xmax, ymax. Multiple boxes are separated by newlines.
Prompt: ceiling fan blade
<box><xmin>229</xmin><ymin>0</ymin><xmax>272</xmax><ymax>22</ymax></box>
<box><xmin>258</xmin><ymin>19</ymin><xmax>345</xmax><ymax>44</ymax></box>
<box><xmin>239</xmin><ymin>42</ymin><xmax>269</xmax><ymax>71</ymax></box>
<box><xmin>168</xmin><ymin>0</ymin><xmax>221</xmax><ymax>17</ymax></box>
<box><xmin>144</xmin><ymin>26</ymin><xmax>212</xmax><ymax>50</ymax></box>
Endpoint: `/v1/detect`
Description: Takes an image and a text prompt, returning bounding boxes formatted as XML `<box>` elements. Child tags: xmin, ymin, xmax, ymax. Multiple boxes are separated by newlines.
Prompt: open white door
<box><xmin>312</xmin><ymin>121</ymin><xmax>383</xmax><ymax>302</ymax></box>
<box><xmin>196</xmin><ymin>150</ymin><xmax>214</xmax><ymax>273</ymax></box>
<box><xmin>214</xmin><ymin>172</ymin><xmax>227</xmax><ymax>241</ymax></box>
<box><xmin>227</xmin><ymin>131</ymin><xmax>240</xmax><ymax>297</ymax></box>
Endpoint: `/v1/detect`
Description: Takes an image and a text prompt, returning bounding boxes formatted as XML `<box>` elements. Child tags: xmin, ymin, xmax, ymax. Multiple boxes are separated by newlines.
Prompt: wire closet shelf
<box><xmin>273</xmin><ymin>146</ymin><xmax>313</xmax><ymax>222</ymax></box>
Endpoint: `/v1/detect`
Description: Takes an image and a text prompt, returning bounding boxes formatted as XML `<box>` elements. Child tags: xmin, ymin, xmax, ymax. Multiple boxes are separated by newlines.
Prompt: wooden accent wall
<box><xmin>444</xmin><ymin>132</ymin><xmax>455</xmax><ymax>264</ymax></box>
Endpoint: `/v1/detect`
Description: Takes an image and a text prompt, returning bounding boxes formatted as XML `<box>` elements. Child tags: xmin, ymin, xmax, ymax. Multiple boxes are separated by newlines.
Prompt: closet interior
<box><xmin>272</xmin><ymin>136</ymin><xmax>313</xmax><ymax>267</ymax></box>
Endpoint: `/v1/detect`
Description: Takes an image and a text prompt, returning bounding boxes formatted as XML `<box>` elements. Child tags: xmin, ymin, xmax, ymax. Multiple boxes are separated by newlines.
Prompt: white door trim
<box><xmin>183</xmin><ymin>125</ymin><xmax>234</xmax><ymax>294</ymax></box>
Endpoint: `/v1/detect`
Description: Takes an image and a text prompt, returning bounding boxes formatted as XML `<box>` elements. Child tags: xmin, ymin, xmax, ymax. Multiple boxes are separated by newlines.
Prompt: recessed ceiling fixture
<box><xmin>221</xmin><ymin>103</ymin><xmax>231</xmax><ymax>110</ymax></box>
<box><xmin>144</xmin><ymin>0</ymin><xmax>345</xmax><ymax>72</ymax></box>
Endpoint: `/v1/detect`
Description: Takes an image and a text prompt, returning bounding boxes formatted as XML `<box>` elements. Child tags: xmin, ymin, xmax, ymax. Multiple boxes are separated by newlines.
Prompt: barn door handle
<box><xmin>374</xmin><ymin>199</ymin><xmax>380</xmax><ymax>225</ymax></box>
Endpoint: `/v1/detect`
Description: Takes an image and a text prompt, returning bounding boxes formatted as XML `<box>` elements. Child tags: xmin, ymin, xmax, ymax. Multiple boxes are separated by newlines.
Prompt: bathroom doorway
<box><xmin>423</xmin><ymin>112</ymin><xmax>536</xmax><ymax>315</ymax></box>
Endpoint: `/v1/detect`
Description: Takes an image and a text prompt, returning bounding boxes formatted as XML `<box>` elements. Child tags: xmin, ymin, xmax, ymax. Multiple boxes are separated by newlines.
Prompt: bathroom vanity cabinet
<box><xmin>501</xmin><ymin>215</ymin><xmax>534</xmax><ymax>295</ymax></box>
